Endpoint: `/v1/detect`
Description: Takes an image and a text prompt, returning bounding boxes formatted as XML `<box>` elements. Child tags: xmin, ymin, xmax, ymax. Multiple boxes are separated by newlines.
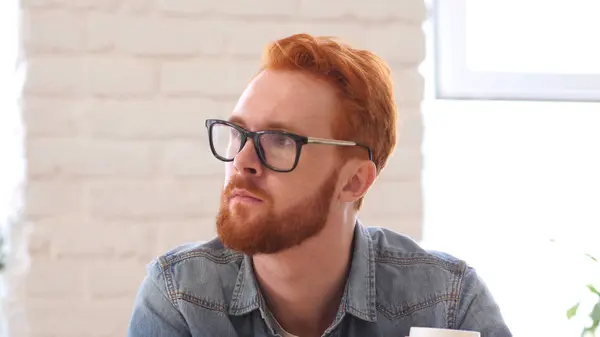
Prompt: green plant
<box><xmin>567</xmin><ymin>253</ymin><xmax>600</xmax><ymax>337</ymax></box>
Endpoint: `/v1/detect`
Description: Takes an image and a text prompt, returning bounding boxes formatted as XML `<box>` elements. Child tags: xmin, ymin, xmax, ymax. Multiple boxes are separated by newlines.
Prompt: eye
<box><xmin>229</xmin><ymin>128</ymin><xmax>241</xmax><ymax>139</ymax></box>
<box><xmin>273</xmin><ymin>134</ymin><xmax>293</xmax><ymax>146</ymax></box>
<box><xmin>261</xmin><ymin>133</ymin><xmax>295</xmax><ymax>148</ymax></box>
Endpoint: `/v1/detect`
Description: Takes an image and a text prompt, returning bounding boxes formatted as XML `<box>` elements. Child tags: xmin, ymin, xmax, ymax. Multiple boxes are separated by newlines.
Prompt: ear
<box><xmin>340</xmin><ymin>160</ymin><xmax>377</xmax><ymax>204</ymax></box>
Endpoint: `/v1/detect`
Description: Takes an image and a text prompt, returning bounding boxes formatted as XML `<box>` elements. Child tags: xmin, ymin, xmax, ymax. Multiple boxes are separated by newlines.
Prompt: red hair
<box><xmin>260</xmin><ymin>34</ymin><xmax>397</xmax><ymax>208</ymax></box>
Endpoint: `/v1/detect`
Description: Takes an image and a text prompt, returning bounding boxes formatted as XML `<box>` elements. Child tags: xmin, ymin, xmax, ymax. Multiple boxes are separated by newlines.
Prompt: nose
<box><xmin>232</xmin><ymin>138</ymin><xmax>263</xmax><ymax>177</ymax></box>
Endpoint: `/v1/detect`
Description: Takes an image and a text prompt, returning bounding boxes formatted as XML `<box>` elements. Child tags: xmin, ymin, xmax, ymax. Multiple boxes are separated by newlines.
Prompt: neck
<box><xmin>253</xmin><ymin>214</ymin><xmax>356</xmax><ymax>337</ymax></box>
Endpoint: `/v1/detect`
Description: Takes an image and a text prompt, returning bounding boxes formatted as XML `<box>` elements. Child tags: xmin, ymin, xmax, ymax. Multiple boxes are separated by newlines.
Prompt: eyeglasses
<box><xmin>205</xmin><ymin>119</ymin><xmax>373</xmax><ymax>173</ymax></box>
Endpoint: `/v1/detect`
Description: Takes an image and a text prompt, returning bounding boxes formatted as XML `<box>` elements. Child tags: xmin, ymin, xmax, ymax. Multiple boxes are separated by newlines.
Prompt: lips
<box><xmin>230</xmin><ymin>189</ymin><xmax>263</xmax><ymax>203</ymax></box>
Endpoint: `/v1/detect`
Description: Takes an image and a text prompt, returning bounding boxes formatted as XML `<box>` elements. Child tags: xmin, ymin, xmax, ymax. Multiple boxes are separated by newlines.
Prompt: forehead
<box><xmin>230</xmin><ymin>69</ymin><xmax>339</xmax><ymax>136</ymax></box>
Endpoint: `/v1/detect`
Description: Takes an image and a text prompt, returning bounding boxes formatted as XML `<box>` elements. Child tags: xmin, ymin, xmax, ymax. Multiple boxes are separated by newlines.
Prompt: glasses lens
<box><xmin>211</xmin><ymin>123</ymin><xmax>242</xmax><ymax>160</ymax></box>
<box><xmin>258</xmin><ymin>132</ymin><xmax>298</xmax><ymax>171</ymax></box>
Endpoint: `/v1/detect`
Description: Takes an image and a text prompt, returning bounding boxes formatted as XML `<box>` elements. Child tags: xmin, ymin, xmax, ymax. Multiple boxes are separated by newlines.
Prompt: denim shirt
<box><xmin>127</xmin><ymin>223</ymin><xmax>512</xmax><ymax>337</ymax></box>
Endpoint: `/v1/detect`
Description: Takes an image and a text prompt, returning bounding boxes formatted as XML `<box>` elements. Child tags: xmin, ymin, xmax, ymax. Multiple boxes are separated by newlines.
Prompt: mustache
<box><xmin>224</xmin><ymin>176</ymin><xmax>269</xmax><ymax>201</ymax></box>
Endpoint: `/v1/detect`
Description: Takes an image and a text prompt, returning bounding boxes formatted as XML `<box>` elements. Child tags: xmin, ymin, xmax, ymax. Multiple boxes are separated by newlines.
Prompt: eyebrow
<box><xmin>228</xmin><ymin>115</ymin><xmax>303</xmax><ymax>134</ymax></box>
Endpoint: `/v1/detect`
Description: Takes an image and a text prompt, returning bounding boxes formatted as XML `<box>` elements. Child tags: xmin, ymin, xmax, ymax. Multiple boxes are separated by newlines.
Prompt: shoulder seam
<box><xmin>448</xmin><ymin>261</ymin><xmax>469</xmax><ymax>328</ymax></box>
<box><xmin>156</xmin><ymin>256</ymin><xmax>181</xmax><ymax>310</ymax></box>
<box><xmin>144</xmin><ymin>265</ymin><xmax>191</xmax><ymax>331</ymax></box>
<box><xmin>163</xmin><ymin>249</ymin><xmax>243</xmax><ymax>266</ymax></box>
<box><xmin>375</xmin><ymin>255</ymin><xmax>463</xmax><ymax>274</ymax></box>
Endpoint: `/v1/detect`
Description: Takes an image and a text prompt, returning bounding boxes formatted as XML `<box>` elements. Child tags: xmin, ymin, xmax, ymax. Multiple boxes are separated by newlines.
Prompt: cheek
<box><xmin>265</xmin><ymin>180</ymin><xmax>300</xmax><ymax>210</ymax></box>
<box><xmin>271</xmin><ymin>177</ymin><xmax>318</xmax><ymax>207</ymax></box>
<box><xmin>297</xmin><ymin>147</ymin><xmax>339</xmax><ymax>175</ymax></box>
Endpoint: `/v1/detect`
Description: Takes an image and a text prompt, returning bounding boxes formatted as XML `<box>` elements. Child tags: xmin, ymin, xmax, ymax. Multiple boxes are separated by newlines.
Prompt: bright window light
<box><xmin>423</xmin><ymin>1</ymin><xmax>600</xmax><ymax>336</ymax></box>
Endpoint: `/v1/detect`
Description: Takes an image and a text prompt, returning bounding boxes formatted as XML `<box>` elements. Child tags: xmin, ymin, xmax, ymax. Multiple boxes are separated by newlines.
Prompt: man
<box><xmin>127</xmin><ymin>33</ymin><xmax>512</xmax><ymax>337</ymax></box>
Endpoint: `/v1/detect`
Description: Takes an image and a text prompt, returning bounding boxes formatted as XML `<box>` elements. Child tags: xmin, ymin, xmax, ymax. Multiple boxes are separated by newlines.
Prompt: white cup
<box><xmin>410</xmin><ymin>327</ymin><xmax>481</xmax><ymax>337</ymax></box>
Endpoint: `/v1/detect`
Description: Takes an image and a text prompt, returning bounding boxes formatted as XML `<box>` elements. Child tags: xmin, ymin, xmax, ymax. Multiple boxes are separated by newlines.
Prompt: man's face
<box><xmin>216</xmin><ymin>70</ymin><xmax>343</xmax><ymax>255</ymax></box>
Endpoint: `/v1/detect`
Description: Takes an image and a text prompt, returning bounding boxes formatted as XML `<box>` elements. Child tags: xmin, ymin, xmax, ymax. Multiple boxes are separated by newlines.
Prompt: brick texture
<box><xmin>8</xmin><ymin>1</ymin><xmax>426</xmax><ymax>335</ymax></box>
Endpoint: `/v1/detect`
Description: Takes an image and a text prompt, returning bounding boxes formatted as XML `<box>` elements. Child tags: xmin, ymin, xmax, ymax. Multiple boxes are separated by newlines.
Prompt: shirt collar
<box><xmin>228</xmin><ymin>254</ymin><xmax>263</xmax><ymax>316</ymax></box>
<box><xmin>228</xmin><ymin>220</ymin><xmax>377</xmax><ymax>322</ymax></box>
<box><xmin>343</xmin><ymin>220</ymin><xmax>377</xmax><ymax>321</ymax></box>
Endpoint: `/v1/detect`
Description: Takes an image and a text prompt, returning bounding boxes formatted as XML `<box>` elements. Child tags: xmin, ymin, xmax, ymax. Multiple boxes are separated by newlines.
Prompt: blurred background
<box><xmin>0</xmin><ymin>0</ymin><xmax>599</xmax><ymax>336</ymax></box>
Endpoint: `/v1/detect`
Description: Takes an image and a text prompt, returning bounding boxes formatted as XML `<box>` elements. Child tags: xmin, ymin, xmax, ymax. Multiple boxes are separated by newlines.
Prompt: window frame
<box><xmin>432</xmin><ymin>0</ymin><xmax>600</xmax><ymax>102</ymax></box>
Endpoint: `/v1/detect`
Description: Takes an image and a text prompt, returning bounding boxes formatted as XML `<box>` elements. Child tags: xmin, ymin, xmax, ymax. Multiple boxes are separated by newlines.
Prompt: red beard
<box><xmin>216</xmin><ymin>171</ymin><xmax>339</xmax><ymax>255</ymax></box>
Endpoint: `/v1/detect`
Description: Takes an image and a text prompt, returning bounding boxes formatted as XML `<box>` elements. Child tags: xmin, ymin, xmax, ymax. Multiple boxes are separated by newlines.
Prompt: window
<box><xmin>421</xmin><ymin>100</ymin><xmax>600</xmax><ymax>336</ymax></box>
<box><xmin>0</xmin><ymin>0</ymin><xmax>24</xmax><ymax>223</ymax></box>
<box><xmin>434</xmin><ymin>0</ymin><xmax>600</xmax><ymax>101</ymax></box>
<box><xmin>0</xmin><ymin>0</ymin><xmax>24</xmax><ymax>334</ymax></box>
<box><xmin>422</xmin><ymin>1</ymin><xmax>600</xmax><ymax>336</ymax></box>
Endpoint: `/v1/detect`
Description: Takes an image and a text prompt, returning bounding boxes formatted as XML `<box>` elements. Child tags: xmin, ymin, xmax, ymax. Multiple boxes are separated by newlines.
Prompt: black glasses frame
<box><xmin>205</xmin><ymin>119</ymin><xmax>373</xmax><ymax>173</ymax></box>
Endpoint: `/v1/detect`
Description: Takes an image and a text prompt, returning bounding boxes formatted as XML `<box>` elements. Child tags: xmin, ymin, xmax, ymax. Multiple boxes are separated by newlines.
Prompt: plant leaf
<box><xmin>585</xmin><ymin>320</ymin><xmax>599</xmax><ymax>337</ymax></box>
<box><xmin>590</xmin><ymin>299</ymin><xmax>600</xmax><ymax>323</ymax></box>
<box><xmin>568</xmin><ymin>302</ymin><xmax>580</xmax><ymax>319</ymax></box>
<box><xmin>585</xmin><ymin>253</ymin><xmax>599</xmax><ymax>263</ymax></box>
<box><xmin>588</xmin><ymin>284</ymin><xmax>600</xmax><ymax>297</ymax></box>
<box><xmin>581</xmin><ymin>327</ymin><xmax>595</xmax><ymax>337</ymax></box>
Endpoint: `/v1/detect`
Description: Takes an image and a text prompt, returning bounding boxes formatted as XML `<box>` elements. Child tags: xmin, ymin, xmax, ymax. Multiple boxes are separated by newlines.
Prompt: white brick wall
<box><xmin>7</xmin><ymin>0</ymin><xmax>426</xmax><ymax>335</ymax></box>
